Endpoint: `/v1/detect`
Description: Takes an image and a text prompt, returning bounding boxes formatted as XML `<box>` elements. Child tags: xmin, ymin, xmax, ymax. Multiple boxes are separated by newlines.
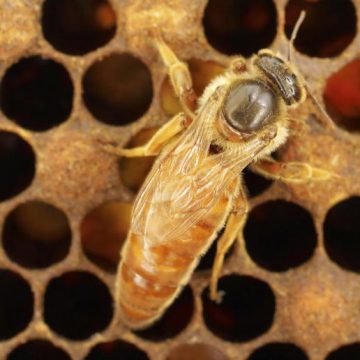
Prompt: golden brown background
<box><xmin>0</xmin><ymin>0</ymin><xmax>360</xmax><ymax>359</ymax></box>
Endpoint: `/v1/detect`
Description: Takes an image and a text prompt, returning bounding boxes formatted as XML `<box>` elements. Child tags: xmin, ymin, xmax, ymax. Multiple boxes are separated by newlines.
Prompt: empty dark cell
<box><xmin>134</xmin><ymin>286</ymin><xmax>194</xmax><ymax>342</ymax></box>
<box><xmin>0</xmin><ymin>131</ymin><xmax>35</xmax><ymax>201</ymax></box>
<box><xmin>42</xmin><ymin>0</ymin><xmax>116</xmax><ymax>55</ymax></box>
<box><xmin>83</xmin><ymin>53</ymin><xmax>153</xmax><ymax>125</ymax></box>
<box><xmin>244</xmin><ymin>200</ymin><xmax>317</xmax><ymax>272</ymax></box>
<box><xmin>326</xmin><ymin>343</ymin><xmax>360</xmax><ymax>360</ymax></box>
<box><xmin>80</xmin><ymin>201</ymin><xmax>132</xmax><ymax>273</ymax></box>
<box><xmin>324</xmin><ymin>59</ymin><xmax>360</xmax><ymax>132</ymax></box>
<box><xmin>85</xmin><ymin>340</ymin><xmax>149</xmax><ymax>360</ymax></box>
<box><xmin>3</xmin><ymin>201</ymin><xmax>71</xmax><ymax>269</ymax></box>
<box><xmin>0</xmin><ymin>270</ymin><xmax>33</xmax><ymax>340</ymax></box>
<box><xmin>324</xmin><ymin>197</ymin><xmax>360</xmax><ymax>272</ymax></box>
<box><xmin>248</xmin><ymin>343</ymin><xmax>309</xmax><ymax>360</ymax></box>
<box><xmin>167</xmin><ymin>343</ymin><xmax>229</xmax><ymax>360</ymax></box>
<box><xmin>202</xmin><ymin>274</ymin><xmax>275</xmax><ymax>342</ymax></box>
<box><xmin>0</xmin><ymin>56</ymin><xmax>73</xmax><ymax>131</ymax></box>
<box><xmin>44</xmin><ymin>271</ymin><xmax>113</xmax><ymax>340</ymax></box>
<box><xmin>8</xmin><ymin>339</ymin><xmax>71</xmax><ymax>360</ymax></box>
<box><xmin>285</xmin><ymin>0</ymin><xmax>356</xmax><ymax>58</ymax></box>
<box><xmin>203</xmin><ymin>0</ymin><xmax>277</xmax><ymax>56</ymax></box>
<box><xmin>243</xmin><ymin>167</ymin><xmax>272</xmax><ymax>198</ymax></box>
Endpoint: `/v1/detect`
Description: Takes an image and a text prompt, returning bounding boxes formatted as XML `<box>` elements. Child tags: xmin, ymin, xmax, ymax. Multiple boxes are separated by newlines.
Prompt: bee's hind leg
<box><xmin>210</xmin><ymin>186</ymin><xmax>248</xmax><ymax>302</ymax></box>
<box><xmin>250</xmin><ymin>156</ymin><xmax>338</xmax><ymax>183</ymax></box>
<box><xmin>154</xmin><ymin>35</ymin><xmax>197</xmax><ymax>115</ymax></box>
<box><xmin>100</xmin><ymin>112</ymin><xmax>192</xmax><ymax>158</ymax></box>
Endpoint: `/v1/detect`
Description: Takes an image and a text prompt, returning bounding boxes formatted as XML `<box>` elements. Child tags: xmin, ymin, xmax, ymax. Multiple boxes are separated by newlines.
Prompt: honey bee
<box><xmin>103</xmin><ymin>12</ymin><xmax>335</xmax><ymax>329</ymax></box>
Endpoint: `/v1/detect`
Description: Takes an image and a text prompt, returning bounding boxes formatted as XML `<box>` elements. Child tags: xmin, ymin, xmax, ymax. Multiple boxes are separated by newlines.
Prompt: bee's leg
<box><xmin>154</xmin><ymin>35</ymin><xmax>197</xmax><ymax>115</ymax></box>
<box><xmin>250</xmin><ymin>156</ymin><xmax>337</xmax><ymax>183</ymax></box>
<box><xmin>100</xmin><ymin>112</ymin><xmax>192</xmax><ymax>157</ymax></box>
<box><xmin>210</xmin><ymin>186</ymin><xmax>248</xmax><ymax>302</ymax></box>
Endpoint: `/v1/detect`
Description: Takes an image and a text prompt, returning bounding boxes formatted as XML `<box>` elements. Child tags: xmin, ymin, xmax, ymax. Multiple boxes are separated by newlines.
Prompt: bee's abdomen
<box><xmin>116</xmin><ymin>193</ymin><xmax>231</xmax><ymax>329</ymax></box>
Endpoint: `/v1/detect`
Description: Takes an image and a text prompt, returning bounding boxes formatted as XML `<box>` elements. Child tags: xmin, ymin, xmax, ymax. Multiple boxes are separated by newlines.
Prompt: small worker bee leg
<box><xmin>250</xmin><ymin>156</ymin><xmax>336</xmax><ymax>184</ymax></box>
<box><xmin>210</xmin><ymin>187</ymin><xmax>248</xmax><ymax>302</ymax></box>
<box><xmin>101</xmin><ymin>112</ymin><xmax>192</xmax><ymax>157</ymax></box>
<box><xmin>154</xmin><ymin>35</ymin><xmax>197</xmax><ymax>114</ymax></box>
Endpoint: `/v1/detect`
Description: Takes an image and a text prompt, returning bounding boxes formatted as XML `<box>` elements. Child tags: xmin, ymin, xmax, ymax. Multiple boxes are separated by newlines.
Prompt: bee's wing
<box><xmin>131</xmin><ymin>103</ymin><xmax>270</xmax><ymax>245</ymax></box>
<box><xmin>131</xmin><ymin>108</ymin><xmax>213</xmax><ymax>244</ymax></box>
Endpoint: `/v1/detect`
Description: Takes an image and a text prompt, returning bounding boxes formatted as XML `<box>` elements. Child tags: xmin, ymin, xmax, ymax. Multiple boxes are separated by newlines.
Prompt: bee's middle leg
<box><xmin>100</xmin><ymin>112</ymin><xmax>192</xmax><ymax>158</ymax></box>
<box><xmin>250</xmin><ymin>156</ymin><xmax>336</xmax><ymax>183</ymax></box>
<box><xmin>210</xmin><ymin>186</ymin><xmax>248</xmax><ymax>302</ymax></box>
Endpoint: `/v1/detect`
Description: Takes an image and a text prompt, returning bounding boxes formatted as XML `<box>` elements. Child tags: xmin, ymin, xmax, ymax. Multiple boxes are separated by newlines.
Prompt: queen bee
<box><xmin>103</xmin><ymin>12</ymin><xmax>334</xmax><ymax>329</ymax></box>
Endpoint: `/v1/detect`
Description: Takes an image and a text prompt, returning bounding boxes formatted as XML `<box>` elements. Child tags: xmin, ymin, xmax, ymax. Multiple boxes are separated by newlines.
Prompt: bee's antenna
<box><xmin>288</xmin><ymin>10</ymin><xmax>336</xmax><ymax>130</ymax></box>
<box><xmin>288</xmin><ymin>10</ymin><xmax>306</xmax><ymax>63</ymax></box>
<box><xmin>304</xmin><ymin>83</ymin><xmax>336</xmax><ymax>130</ymax></box>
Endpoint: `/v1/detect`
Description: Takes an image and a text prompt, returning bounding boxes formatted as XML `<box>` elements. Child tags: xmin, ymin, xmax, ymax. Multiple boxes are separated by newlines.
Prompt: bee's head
<box><xmin>252</xmin><ymin>50</ymin><xmax>306</xmax><ymax>106</ymax></box>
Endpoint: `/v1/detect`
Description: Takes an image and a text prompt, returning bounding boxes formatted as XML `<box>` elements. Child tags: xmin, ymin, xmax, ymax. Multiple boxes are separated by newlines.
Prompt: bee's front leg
<box><xmin>154</xmin><ymin>35</ymin><xmax>197</xmax><ymax>115</ymax></box>
<box><xmin>210</xmin><ymin>185</ymin><xmax>248</xmax><ymax>303</ymax></box>
<box><xmin>99</xmin><ymin>112</ymin><xmax>192</xmax><ymax>158</ymax></box>
<box><xmin>250</xmin><ymin>156</ymin><xmax>338</xmax><ymax>183</ymax></box>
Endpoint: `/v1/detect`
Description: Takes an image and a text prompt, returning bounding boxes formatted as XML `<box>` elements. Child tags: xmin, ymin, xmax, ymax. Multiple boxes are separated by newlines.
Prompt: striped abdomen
<box><xmin>116</xmin><ymin>186</ymin><xmax>235</xmax><ymax>329</ymax></box>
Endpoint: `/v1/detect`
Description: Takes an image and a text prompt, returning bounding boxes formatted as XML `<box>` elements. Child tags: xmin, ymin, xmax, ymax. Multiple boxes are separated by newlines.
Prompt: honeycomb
<box><xmin>0</xmin><ymin>0</ymin><xmax>360</xmax><ymax>359</ymax></box>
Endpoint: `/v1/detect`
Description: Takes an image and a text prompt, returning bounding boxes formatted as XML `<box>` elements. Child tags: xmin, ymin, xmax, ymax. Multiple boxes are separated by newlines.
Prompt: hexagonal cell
<box><xmin>0</xmin><ymin>131</ymin><xmax>35</xmax><ymax>201</ymax></box>
<box><xmin>324</xmin><ymin>59</ymin><xmax>360</xmax><ymax>132</ymax></box>
<box><xmin>203</xmin><ymin>0</ymin><xmax>277</xmax><ymax>56</ymax></box>
<box><xmin>247</xmin><ymin>343</ymin><xmax>309</xmax><ymax>360</ymax></box>
<box><xmin>0</xmin><ymin>56</ymin><xmax>73</xmax><ymax>131</ymax></box>
<box><xmin>3</xmin><ymin>201</ymin><xmax>71</xmax><ymax>269</ymax></box>
<box><xmin>83</xmin><ymin>53</ymin><xmax>153</xmax><ymax>126</ymax></box>
<box><xmin>244</xmin><ymin>200</ymin><xmax>317</xmax><ymax>272</ymax></box>
<box><xmin>85</xmin><ymin>339</ymin><xmax>149</xmax><ymax>360</ymax></box>
<box><xmin>202</xmin><ymin>274</ymin><xmax>275</xmax><ymax>342</ymax></box>
<box><xmin>324</xmin><ymin>196</ymin><xmax>360</xmax><ymax>273</ymax></box>
<box><xmin>134</xmin><ymin>286</ymin><xmax>194</xmax><ymax>342</ymax></box>
<box><xmin>0</xmin><ymin>270</ymin><xmax>33</xmax><ymax>340</ymax></box>
<box><xmin>166</xmin><ymin>343</ymin><xmax>229</xmax><ymax>360</ymax></box>
<box><xmin>81</xmin><ymin>201</ymin><xmax>132</xmax><ymax>272</ymax></box>
<box><xmin>43</xmin><ymin>271</ymin><xmax>113</xmax><ymax>340</ymax></box>
<box><xmin>7</xmin><ymin>340</ymin><xmax>71</xmax><ymax>360</ymax></box>
<box><xmin>41</xmin><ymin>0</ymin><xmax>117</xmax><ymax>55</ymax></box>
<box><xmin>285</xmin><ymin>0</ymin><xmax>356</xmax><ymax>57</ymax></box>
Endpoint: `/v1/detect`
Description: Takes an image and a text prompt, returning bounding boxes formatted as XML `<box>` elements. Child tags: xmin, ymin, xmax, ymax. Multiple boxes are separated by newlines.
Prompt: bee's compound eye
<box><xmin>224</xmin><ymin>81</ymin><xmax>277</xmax><ymax>133</ymax></box>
